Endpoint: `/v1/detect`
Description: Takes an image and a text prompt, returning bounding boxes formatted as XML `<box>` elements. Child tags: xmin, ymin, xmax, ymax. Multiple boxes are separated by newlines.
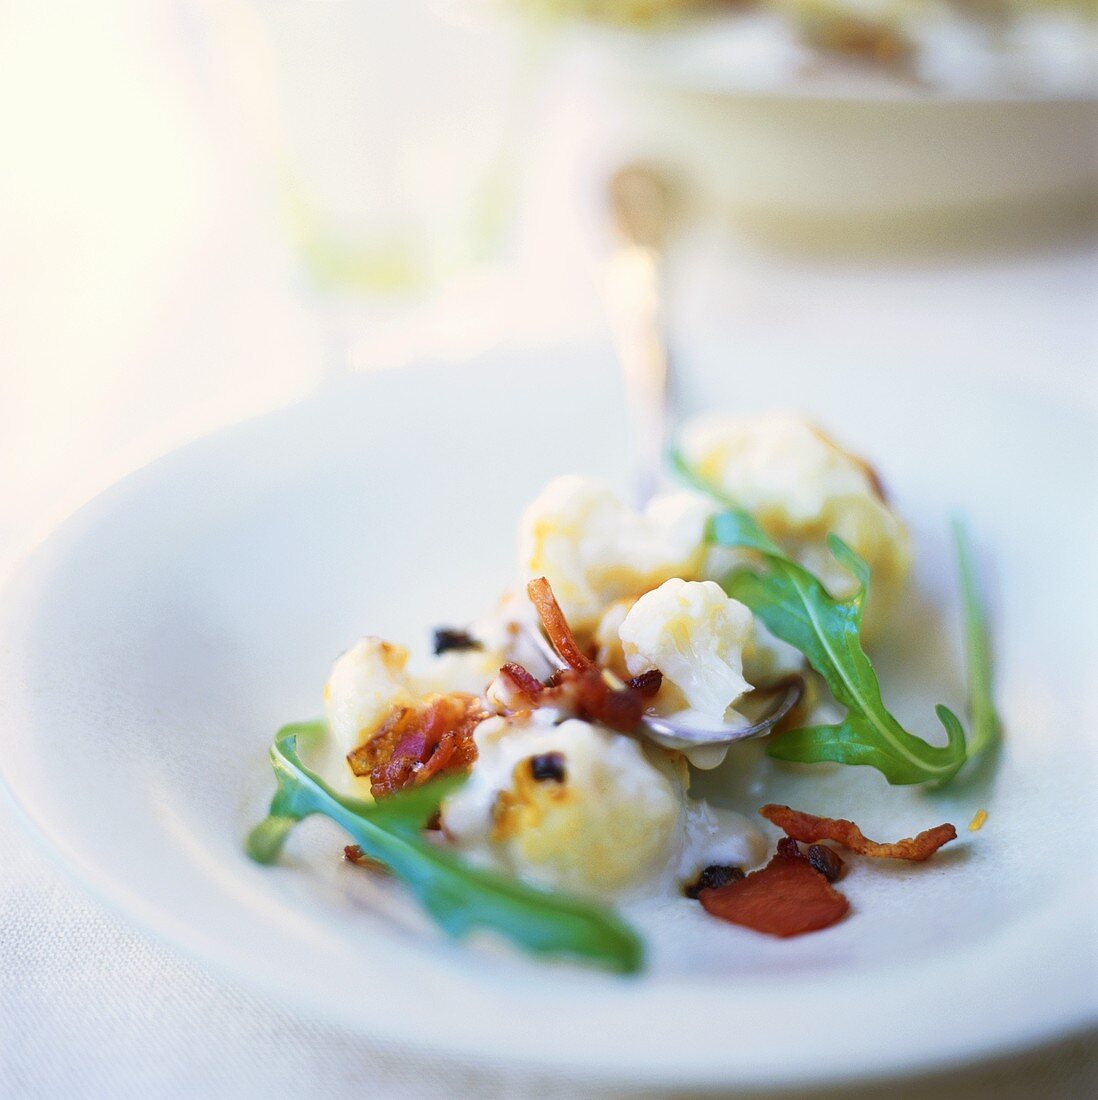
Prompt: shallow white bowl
<box><xmin>0</xmin><ymin>346</ymin><xmax>1094</xmax><ymax>1088</ymax></box>
<box><xmin>584</xmin><ymin>16</ymin><xmax>1098</xmax><ymax>227</ymax></box>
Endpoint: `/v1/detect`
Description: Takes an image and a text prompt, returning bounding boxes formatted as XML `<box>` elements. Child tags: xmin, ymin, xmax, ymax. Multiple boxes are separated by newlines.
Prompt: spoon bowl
<box><xmin>523</xmin><ymin>621</ymin><xmax>805</xmax><ymax>750</ymax></box>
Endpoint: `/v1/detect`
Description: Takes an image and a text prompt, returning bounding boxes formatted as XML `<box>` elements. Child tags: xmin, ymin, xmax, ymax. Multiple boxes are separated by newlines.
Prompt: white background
<box><xmin>1</xmin><ymin>1</ymin><xmax>1095</xmax><ymax>1095</ymax></box>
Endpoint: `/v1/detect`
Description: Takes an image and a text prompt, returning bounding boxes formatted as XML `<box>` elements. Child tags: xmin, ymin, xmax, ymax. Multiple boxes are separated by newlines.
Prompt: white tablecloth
<box><xmin>1</xmin><ymin>2</ymin><xmax>1095</xmax><ymax>1096</ymax></box>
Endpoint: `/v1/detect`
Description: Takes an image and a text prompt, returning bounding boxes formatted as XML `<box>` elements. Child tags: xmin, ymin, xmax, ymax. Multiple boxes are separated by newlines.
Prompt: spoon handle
<box><xmin>605</xmin><ymin>166</ymin><xmax>676</xmax><ymax>510</ymax></box>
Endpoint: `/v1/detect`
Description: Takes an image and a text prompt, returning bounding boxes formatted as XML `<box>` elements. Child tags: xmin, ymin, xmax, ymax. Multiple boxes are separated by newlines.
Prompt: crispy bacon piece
<box><xmin>499</xmin><ymin>661</ymin><xmax>544</xmax><ymax>705</ymax></box>
<box><xmin>699</xmin><ymin>845</ymin><xmax>849</xmax><ymax>938</ymax></box>
<box><xmin>343</xmin><ymin>845</ymin><xmax>387</xmax><ymax>872</ymax></box>
<box><xmin>527</xmin><ymin>576</ymin><xmax>597</xmax><ymax>672</ymax></box>
<box><xmin>500</xmin><ymin>662</ymin><xmax>646</xmax><ymax>734</ymax></box>
<box><xmin>347</xmin><ymin>693</ymin><xmax>486</xmax><ymax>799</ymax></box>
<box><xmin>760</xmin><ymin>804</ymin><xmax>957</xmax><ymax>862</ymax></box>
<box><xmin>684</xmin><ymin>864</ymin><xmax>744</xmax><ymax>899</ymax></box>
<box><xmin>626</xmin><ymin>669</ymin><xmax>663</xmax><ymax>698</ymax></box>
<box><xmin>775</xmin><ymin>836</ymin><xmax>803</xmax><ymax>861</ymax></box>
<box><xmin>807</xmin><ymin>844</ymin><xmax>845</xmax><ymax>883</ymax></box>
<box><xmin>560</xmin><ymin>667</ymin><xmax>646</xmax><ymax>732</ymax></box>
<box><xmin>516</xmin><ymin>577</ymin><xmax>651</xmax><ymax>732</ymax></box>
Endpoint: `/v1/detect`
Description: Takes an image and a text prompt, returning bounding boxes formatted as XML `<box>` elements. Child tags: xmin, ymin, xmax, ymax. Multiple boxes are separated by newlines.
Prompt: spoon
<box><xmin>604</xmin><ymin>164</ymin><xmax>675</xmax><ymax>510</ymax></box>
<box><xmin>597</xmin><ymin>162</ymin><xmax>804</xmax><ymax>749</ymax></box>
<box><xmin>522</xmin><ymin>618</ymin><xmax>804</xmax><ymax>750</ymax></box>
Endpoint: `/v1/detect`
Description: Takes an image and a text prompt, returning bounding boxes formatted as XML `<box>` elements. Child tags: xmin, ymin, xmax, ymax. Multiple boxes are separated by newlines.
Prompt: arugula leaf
<box><xmin>707</xmin><ymin>508</ymin><xmax>968</xmax><ymax>785</ymax></box>
<box><xmin>671</xmin><ymin>447</ymin><xmax>730</xmax><ymax>502</ymax></box>
<box><xmin>952</xmin><ymin>517</ymin><xmax>1000</xmax><ymax>762</ymax></box>
<box><xmin>246</xmin><ymin>721</ymin><xmax>643</xmax><ymax>973</ymax></box>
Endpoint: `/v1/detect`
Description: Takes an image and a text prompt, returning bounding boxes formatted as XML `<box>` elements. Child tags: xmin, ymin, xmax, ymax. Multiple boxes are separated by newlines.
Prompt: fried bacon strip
<box><xmin>516</xmin><ymin>576</ymin><xmax>653</xmax><ymax>733</ymax></box>
<box><xmin>527</xmin><ymin>576</ymin><xmax>597</xmax><ymax>673</ymax></box>
<box><xmin>500</xmin><ymin>659</ymin><xmax>650</xmax><ymax>732</ymax></box>
<box><xmin>499</xmin><ymin>662</ymin><xmax>544</xmax><ymax>705</ymax></box>
<box><xmin>343</xmin><ymin>845</ymin><xmax>388</xmax><ymax>872</ymax></box>
<box><xmin>500</xmin><ymin>662</ymin><xmax>647</xmax><ymax>734</ymax></box>
<box><xmin>626</xmin><ymin>669</ymin><xmax>663</xmax><ymax>698</ymax></box>
<box><xmin>562</xmin><ymin>667</ymin><xmax>647</xmax><ymax>732</ymax></box>
<box><xmin>760</xmin><ymin>804</ymin><xmax>957</xmax><ymax>862</ymax></box>
<box><xmin>698</xmin><ymin>844</ymin><xmax>849</xmax><ymax>938</ymax></box>
<box><xmin>347</xmin><ymin>693</ymin><xmax>486</xmax><ymax>799</ymax></box>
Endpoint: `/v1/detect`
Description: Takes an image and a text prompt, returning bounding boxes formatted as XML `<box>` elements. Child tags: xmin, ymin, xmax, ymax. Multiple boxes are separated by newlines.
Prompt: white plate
<box><xmin>0</xmin><ymin>345</ymin><xmax>1094</xmax><ymax>1090</ymax></box>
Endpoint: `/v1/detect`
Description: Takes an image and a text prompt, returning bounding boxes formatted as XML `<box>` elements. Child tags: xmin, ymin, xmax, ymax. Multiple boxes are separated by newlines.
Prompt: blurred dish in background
<box><xmin>252</xmin><ymin>0</ymin><xmax>536</xmax><ymax>296</ymax></box>
<box><xmin>521</xmin><ymin>0</ymin><xmax>1098</xmax><ymax>235</ymax></box>
<box><xmin>520</xmin><ymin>0</ymin><xmax>1097</xmax><ymax>93</ymax></box>
<box><xmin>249</xmin><ymin>0</ymin><xmax>1097</xmax><ymax>299</ymax></box>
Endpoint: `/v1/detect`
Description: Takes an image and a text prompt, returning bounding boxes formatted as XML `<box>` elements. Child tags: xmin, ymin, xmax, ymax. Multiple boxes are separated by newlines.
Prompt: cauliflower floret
<box><xmin>619</xmin><ymin>579</ymin><xmax>755</xmax><ymax>726</ymax></box>
<box><xmin>680</xmin><ymin>412</ymin><xmax>911</xmax><ymax>633</ymax></box>
<box><xmin>441</xmin><ymin>715</ymin><xmax>681</xmax><ymax>896</ymax></box>
<box><xmin>418</xmin><ymin>648</ymin><xmax>503</xmax><ymax>698</ymax></box>
<box><xmin>594</xmin><ymin>598</ymin><xmax>635</xmax><ymax>679</ymax></box>
<box><xmin>326</xmin><ymin>602</ymin><xmax>524</xmax><ymax>753</ymax></box>
<box><xmin>519</xmin><ymin>475</ymin><xmax>712</xmax><ymax>631</ymax></box>
<box><xmin>322</xmin><ymin>632</ymin><xmax>504</xmax><ymax>799</ymax></box>
<box><xmin>324</xmin><ymin>638</ymin><xmax>420</xmax><ymax>756</ymax></box>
